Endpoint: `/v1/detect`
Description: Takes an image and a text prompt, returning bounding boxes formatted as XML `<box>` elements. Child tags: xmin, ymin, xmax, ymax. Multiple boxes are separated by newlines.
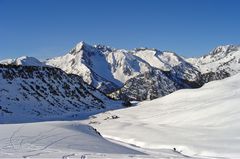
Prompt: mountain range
<box><xmin>1</xmin><ymin>42</ymin><xmax>239</xmax><ymax>102</ymax></box>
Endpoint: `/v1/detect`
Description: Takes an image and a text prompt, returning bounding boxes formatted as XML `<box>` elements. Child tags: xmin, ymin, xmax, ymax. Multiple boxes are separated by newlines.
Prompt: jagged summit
<box><xmin>94</xmin><ymin>44</ymin><xmax>115</xmax><ymax>52</ymax></box>
<box><xmin>70</xmin><ymin>41</ymin><xmax>97</xmax><ymax>55</ymax></box>
<box><xmin>186</xmin><ymin>44</ymin><xmax>240</xmax><ymax>75</ymax></box>
<box><xmin>75</xmin><ymin>41</ymin><xmax>86</xmax><ymax>51</ymax></box>
<box><xmin>210</xmin><ymin>45</ymin><xmax>239</xmax><ymax>55</ymax></box>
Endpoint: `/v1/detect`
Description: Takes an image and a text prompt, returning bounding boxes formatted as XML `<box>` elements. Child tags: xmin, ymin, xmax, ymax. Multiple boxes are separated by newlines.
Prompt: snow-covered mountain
<box><xmin>187</xmin><ymin>45</ymin><xmax>240</xmax><ymax>81</ymax></box>
<box><xmin>45</xmin><ymin>42</ymin><xmax>152</xmax><ymax>93</ymax></box>
<box><xmin>0</xmin><ymin>56</ymin><xmax>44</xmax><ymax>66</ymax></box>
<box><xmin>1</xmin><ymin>42</ymin><xmax>240</xmax><ymax>101</ymax></box>
<box><xmin>132</xmin><ymin>49</ymin><xmax>200</xmax><ymax>81</ymax></box>
<box><xmin>44</xmin><ymin>42</ymin><xmax>201</xmax><ymax>100</ymax></box>
<box><xmin>90</xmin><ymin>73</ymin><xmax>240</xmax><ymax>158</ymax></box>
<box><xmin>0</xmin><ymin>64</ymin><xmax>121</xmax><ymax>123</ymax></box>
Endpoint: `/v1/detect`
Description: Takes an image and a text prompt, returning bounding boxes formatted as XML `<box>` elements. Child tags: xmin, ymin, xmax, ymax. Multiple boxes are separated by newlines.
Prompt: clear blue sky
<box><xmin>0</xmin><ymin>0</ymin><xmax>239</xmax><ymax>60</ymax></box>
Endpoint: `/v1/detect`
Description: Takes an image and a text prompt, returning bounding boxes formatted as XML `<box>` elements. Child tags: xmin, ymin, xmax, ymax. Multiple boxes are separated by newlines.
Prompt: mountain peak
<box><xmin>94</xmin><ymin>44</ymin><xmax>115</xmax><ymax>52</ymax></box>
<box><xmin>210</xmin><ymin>45</ymin><xmax>239</xmax><ymax>56</ymax></box>
<box><xmin>75</xmin><ymin>41</ymin><xmax>90</xmax><ymax>52</ymax></box>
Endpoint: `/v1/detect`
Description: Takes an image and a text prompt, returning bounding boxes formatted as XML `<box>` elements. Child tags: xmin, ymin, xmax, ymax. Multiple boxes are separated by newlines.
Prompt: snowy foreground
<box><xmin>1</xmin><ymin>74</ymin><xmax>240</xmax><ymax>158</ymax></box>
<box><xmin>0</xmin><ymin>121</ymin><xmax>194</xmax><ymax>158</ymax></box>
<box><xmin>88</xmin><ymin>73</ymin><xmax>240</xmax><ymax>159</ymax></box>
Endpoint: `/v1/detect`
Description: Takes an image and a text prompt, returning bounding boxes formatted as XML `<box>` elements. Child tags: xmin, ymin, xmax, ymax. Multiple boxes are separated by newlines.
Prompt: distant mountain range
<box><xmin>2</xmin><ymin>42</ymin><xmax>239</xmax><ymax>100</ymax></box>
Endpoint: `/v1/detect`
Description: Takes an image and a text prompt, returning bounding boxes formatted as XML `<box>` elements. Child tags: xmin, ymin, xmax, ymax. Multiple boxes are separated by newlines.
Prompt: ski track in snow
<box><xmin>0</xmin><ymin>121</ymin><xmax>199</xmax><ymax>159</ymax></box>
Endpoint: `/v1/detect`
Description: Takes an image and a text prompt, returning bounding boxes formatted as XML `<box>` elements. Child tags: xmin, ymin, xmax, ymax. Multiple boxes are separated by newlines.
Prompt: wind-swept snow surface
<box><xmin>0</xmin><ymin>121</ymin><xmax>195</xmax><ymax>158</ymax></box>
<box><xmin>89</xmin><ymin>73</ymin><xmax>240</xmax><ymax>159</ymax></box>
<box><xmin>0</xmin><ymin>121</ymin><xmax>140</xmax><ymax>158</ymax></box>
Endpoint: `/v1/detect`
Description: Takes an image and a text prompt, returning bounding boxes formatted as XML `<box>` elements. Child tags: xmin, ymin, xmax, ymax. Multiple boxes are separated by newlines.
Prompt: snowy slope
<box><xmin>0</xmin><ymin>120</ymin><xmax>197</xmax><ymax>158</ymax></box>
<box><xmin>89</xmin><ymin>73</ymin><xmax>240</xmax><ymax>158</ymax></box>
<box><xmin>0</xmin><ymin>121</ymin><xmax>141</xmax><ymax>158</ymax></box>
<box><xmin>0</xmin><ymin>64</ymin><xmax>121</xmax><ymax>123</ymax></box>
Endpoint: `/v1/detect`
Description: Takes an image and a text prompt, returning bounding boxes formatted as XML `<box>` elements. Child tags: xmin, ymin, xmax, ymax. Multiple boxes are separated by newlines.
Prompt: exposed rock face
<box><xmin>200</xmin><ymin>71</ymin><xmax>231</xmax><ymax>84</ymax></box>
<box><xmin>109</xmin><ymin>68</ymin><xmax>202</xmax><ymax>101</ymax></box>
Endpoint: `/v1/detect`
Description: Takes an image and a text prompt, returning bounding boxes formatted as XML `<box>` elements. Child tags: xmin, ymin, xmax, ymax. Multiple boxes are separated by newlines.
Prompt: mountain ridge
<box><xmin>1</xmin><ymin>42</ymin><xmax>240</xmax><ymax>101</ymax></box>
